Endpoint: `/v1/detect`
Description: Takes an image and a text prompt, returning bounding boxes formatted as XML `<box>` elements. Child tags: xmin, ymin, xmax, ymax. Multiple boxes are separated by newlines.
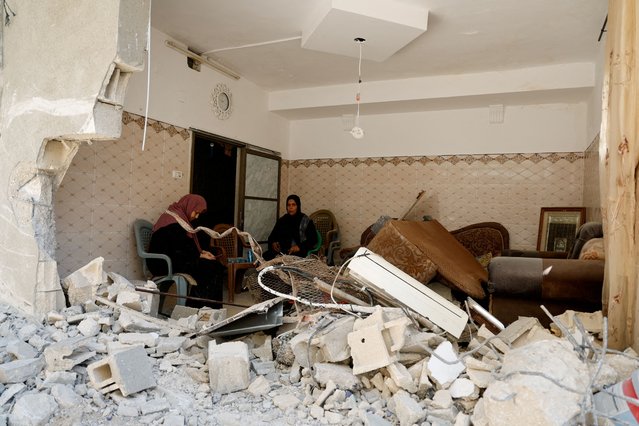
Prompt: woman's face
<box><xmin>286</xmin><ymin>199</ymin><xmax>298</xmax><ymax>216</ymax></box>
<box><xmin>190</xmin><ymin>210</ymin><xmax>202</xmax><ymax>221</ymax></box>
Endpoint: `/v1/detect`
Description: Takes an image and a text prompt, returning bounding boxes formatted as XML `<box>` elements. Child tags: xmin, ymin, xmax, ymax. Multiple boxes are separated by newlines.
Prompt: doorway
<box><xmin>191</xmin><ymin>132</ymin><xmax>238</xmax><ymax>230</ymax></box>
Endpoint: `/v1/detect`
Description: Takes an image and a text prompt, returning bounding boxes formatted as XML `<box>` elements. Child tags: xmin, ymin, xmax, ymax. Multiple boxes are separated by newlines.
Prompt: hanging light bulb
<box><xmin>350</xmin><ymin>37</ymin><xmax>365</xmax><ymax>140</ymax></box>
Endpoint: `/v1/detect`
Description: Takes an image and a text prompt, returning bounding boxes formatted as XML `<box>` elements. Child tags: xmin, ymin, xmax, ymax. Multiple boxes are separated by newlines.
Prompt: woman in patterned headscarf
<box><xmin>264</xmin><ymin>194</ymin><xmax>317</xmax><ymax>260</ymax></box>
<box><xmin>148</xmin><ymin>194</ymin><xmax>224</xmax><ymax>308</ymax></box>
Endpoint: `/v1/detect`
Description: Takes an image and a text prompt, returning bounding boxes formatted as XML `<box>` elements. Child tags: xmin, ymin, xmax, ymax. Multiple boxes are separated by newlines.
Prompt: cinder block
<box><xmin>62</xmin><ymin>257</ymin><xmax>106</xmax><ymax>306</ymax></box>
<box><xmin>0</xmin><ymin>357</ymin><xmax>44</xmax><ymax>383</ymax></box>
<box><xmin>87</xmin><ymin>346</ymin><xmax>156</xmax><ymax>396</ymax></box>
<box><xmin>208</xmin><ymin>341</ymin><xmax>250</xmax><ymax>394</ymax></box>
<box><xmin>44</xmin><ymin>336</ymin><xmax>96</xmax><ymax>372</ymax></box>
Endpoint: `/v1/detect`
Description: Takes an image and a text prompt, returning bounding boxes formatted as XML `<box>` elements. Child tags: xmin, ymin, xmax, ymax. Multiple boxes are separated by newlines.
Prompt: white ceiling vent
<box><xmin>301</xmin><ymin>0</ymin><xmax>428</xmax><ymax>62</ymax></box>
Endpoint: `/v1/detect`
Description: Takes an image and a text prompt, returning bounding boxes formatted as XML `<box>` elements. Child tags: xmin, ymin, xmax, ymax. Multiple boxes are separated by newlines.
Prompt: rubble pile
<box><xmin>0</xmin><ymin>260</ymin><xmax>636</xmax><ymax>425</ymax></box>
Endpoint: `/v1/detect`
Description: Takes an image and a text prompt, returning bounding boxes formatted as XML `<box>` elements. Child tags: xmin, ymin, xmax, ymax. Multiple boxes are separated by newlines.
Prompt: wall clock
<box><xmin>211</xmin><ymin>83</ymin><xmax>232</xmax><ymax>120</ymax></box>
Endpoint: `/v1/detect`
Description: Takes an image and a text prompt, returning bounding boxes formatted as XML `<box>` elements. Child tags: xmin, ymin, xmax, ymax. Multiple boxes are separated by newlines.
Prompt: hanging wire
<box><xmin>354</xmin><ymin>38</ymin><xmax>364</xmax><ymax>127</ymax></box>
<box><xmin>141</xmin><ymin>0</ymin><xmax>152</xmax><ymax>151</ymax></box>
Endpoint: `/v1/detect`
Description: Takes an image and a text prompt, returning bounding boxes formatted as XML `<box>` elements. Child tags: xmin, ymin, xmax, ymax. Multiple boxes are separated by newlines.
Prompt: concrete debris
<box><xmin>61</xmin><ymin>257</ymin><xmax>106</xmax><ymax>306</ymax></box>
<box><xmin>0</xmin><ymin>260</ymin><xmax>631</xmax><ymax>425</ymax></box>
<box><xmin>208</xmin><ymin>341</ymin><xmax>250</xmax><ymax>394</ymax></box>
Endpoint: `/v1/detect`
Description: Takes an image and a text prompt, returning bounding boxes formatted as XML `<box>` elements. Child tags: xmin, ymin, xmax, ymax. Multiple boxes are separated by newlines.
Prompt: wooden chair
<box><xmin>309</xmin><ymin>209</ymin><xmax>340</xmax><ymax>265</ymax></box>
<box><xmin>211</xmin><ymin>224</ymin><xmax>253</xmax><ymax>303</ymax></box>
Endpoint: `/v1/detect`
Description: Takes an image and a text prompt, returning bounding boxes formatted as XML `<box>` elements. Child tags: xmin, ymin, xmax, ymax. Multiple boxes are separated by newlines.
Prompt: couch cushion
<box><xmin>367</xmin><ymin>220</ymin><xmax>486</xmax><ymax>299</ymax></box>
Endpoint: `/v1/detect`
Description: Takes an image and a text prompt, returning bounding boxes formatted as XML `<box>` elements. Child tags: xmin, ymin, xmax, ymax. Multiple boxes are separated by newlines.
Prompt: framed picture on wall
<box><xmin>537</xmin><ymin>207</ymin><xmax>586</xmax><ymax>252</ymax></box>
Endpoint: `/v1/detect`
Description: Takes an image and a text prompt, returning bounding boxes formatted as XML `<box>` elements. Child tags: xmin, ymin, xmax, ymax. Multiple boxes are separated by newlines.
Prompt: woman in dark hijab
<box><xmin>148</xmin><ymin>194</ymin><xmax>224</xmax><ymax>308</ymax></box>
<box><xmin>264</xmin><ymin>194</ymin><xmax>318</xmax><ymax>260</ymax></box>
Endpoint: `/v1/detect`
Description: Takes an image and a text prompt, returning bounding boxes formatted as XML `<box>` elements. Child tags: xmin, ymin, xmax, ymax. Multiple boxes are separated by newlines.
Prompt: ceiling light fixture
<box><xmin>350</xmin><ymin>37</ymin><xmax>366</xmax><ymax>140</ymax></box>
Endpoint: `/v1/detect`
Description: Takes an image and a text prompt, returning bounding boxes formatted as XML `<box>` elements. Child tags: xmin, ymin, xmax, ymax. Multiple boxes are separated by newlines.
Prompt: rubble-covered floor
<box><xmin>1</xmin><ymin>262</ymin><xmax>638</xmax><ymax>426</ymax></box>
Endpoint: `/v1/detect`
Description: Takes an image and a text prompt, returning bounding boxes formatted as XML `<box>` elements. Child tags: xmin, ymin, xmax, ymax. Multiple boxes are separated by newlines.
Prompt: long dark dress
<box><xmin>265</xmin><ymin>213</ymin><xmax>318</xmax><ymax>260</ymax></box>
<box><xmin>148</xmin><ymin>223</ymin><xmax>224</xmax><ymax>308</ymax></box>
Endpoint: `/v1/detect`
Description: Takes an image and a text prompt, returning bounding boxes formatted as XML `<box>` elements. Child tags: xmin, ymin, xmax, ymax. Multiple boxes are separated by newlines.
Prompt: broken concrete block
<box><xmin>155</xmin><ymin>336</ymin><xmax>187</xmax><ymax>355</ymax></box>
<box><xmin>140</xmin><ymin>398</ymin><xmax>169</xmax><ymax>415</ymax></box>
<box><xmin>10</xmin><ymin>393</ymin><xmax>58</xmax><ymax>426</ymax></box>
<box><xmin>117</xmin><ymin>310</ymin><xmax>162</xmax><ymax>332</ymax></box>
<box><xmin>384</xmin><ymin>376</ymin><xmax>399</xmax><ymax>394</ymax></box>
<box><xmin>362</xmin><ymin>411</ymin><xmax>393</xmax><ymax>426</ymax></box>
<box><xmin>62</xmin><ymin>257</ymin><xmax>106</xmax><ymax>306</ymax></box>
<box><xmin>40</xmin><ymin>371</ymin><xmax>77</xmax><ymax>389</ymax></box>
<box><xmin>427</xmin><ymin>341</ymin><xmax>465</xmax><ymax>387</ymax></box>
<box><xmin>324</xmin><ymin>411</ymin><xmax>343</xmax><ymax>424</ymax></box>
<box><xmin>250</xmin><ymin>333</ymin><xmax>273</xmax><ymax>361</ymax></box>
<box><xmin>0</xmin><ymin>383</ymin><xmax>25</xmax><ymax>406</ymax></box>
<box><xmin>43</xmin><ymin>336</ymin><xmax>96</xmax><ymax>372</ymax></box>
<box><xmin>387</xmin><ymin>362</ymin><xmax>417</xmax><ymax>393</ymax></box>
<box><xmin>116</xmin><ymin>290</ymin><xmax>144</xmax><ymax>312</ymax></box>
<box><xmin>50</xmin><ymin>383</ymin><xmax>83</xmax><ymax>408</ymax></box>
<box><xmin>117</xmin><ymin>404</ymin><xmax>139</xmax><ymax>417</ymax></box>
<box><xmin>290</xmin><ymin>330</ymin><xmax>321</xmax><ymax>368</ymax></box>
<box><xmin>118</xmin><ymin>332</ymin><xmax>159</xmax><ymax>348</ymax></box>
<box><xmin>87</xmin><ymin>345</ymin><xmax>156</xmax><ymax>397</ymax></box>
<box><xmin>449</xmin><ymin>378</ymin><xmax>476</xmax><ymax>398</ymax></box>
<box><xmin>432</xmin><ymin>389</ymin><xmax>453</xmax><ymax>409</ymax></box>
<box><xmin>6</xmin><ymin>338</ymin><xmax>38</xmax><ymax>360</ymax></box>
<box><xmin>77</xmin><ymin>318</ymin><xmax>100</xmax><ymax>337</ymax></box>
<box><xmin>17</xmin><ymin>324</ymin><xmax>38</xmax><ymax>342</ymax></box>
<box><xmin>310</xmin><ymin>404</ymin><xmax>324</xmax><ymax>419</ymax></box>
<box><xmin>313</xmin><ymin>363</ymin><xmax>360</xmax><ymax>390</ymax></box>
<box><xmin>208</xmin><ymin>341</ymin><xmax>250</xmax><ymax>394</ymax></box>
<box><xmin>163</xmin><ymin>414</ymin><xmax>185</xmax><ymax>426</ymax></box>
<box><xmin>315</xmin><ymin>380</ymin><xmax>337</xmax><ymax>407</ymax></box>
<box><xmin>313</xmin><ymin>316</ymin><xmax>355</xmax><ymax>363</ymax></box>
<box><xmin>273</xmin><ymin>393</ymin><xmax>300</xmax><ymax>411</ymax></box>
<box><xmin>248</xmin><ymin>375</ymin><xmax>271</xmax><ymax>396</ymax></box>
<box><xmin>391</xmin><ymin>390</ymin><xmax>425</xmax><ymax>426</ymax></box>
<box><xmin>0</xmin><ymin>357</ymin><xmax>44</xmax><ymax>383</ymax></box>
<box><xmin>466</xmin><ymin>368</ymin><xmax>492</xmax><ymax>389</ymax></box>
<box><xmin>170</xmin><ymin>305</ymin><xmax>199</xmax><ymax>320</ymax></box>
<box><xmin>482</xmin><ymin>339</ymin><xmax>589</xmax><ymax>425</ymax></box>
<box><xmin>251</xmin><ymin>360</ymin><xmax>276</xmax><ymax>376</ymax></box>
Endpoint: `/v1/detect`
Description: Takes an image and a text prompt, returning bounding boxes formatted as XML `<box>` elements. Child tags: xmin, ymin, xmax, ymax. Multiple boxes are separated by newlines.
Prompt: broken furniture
<box><xmin>309</xmin><ymin>209</ymin><xmax>341</xmax><ymax>265</ymax></box>
<box><xmin>211</xmin><ymin>223</ymin><xmax>254</xmax><ymax>303</ymax></box>
<box><xmin>347</xmin><ymin>247</ymin><xmax>469</xmax><ymax>337</ymax></box>
<box><xmin>133</xmin><ymin>219</ymin><xmax>188</xmax><ymax>312</ymax></box>
<box><xmin>364</xmin><ymin>219</ymin><xmax>604</xmax><ymax>327</ymax></box>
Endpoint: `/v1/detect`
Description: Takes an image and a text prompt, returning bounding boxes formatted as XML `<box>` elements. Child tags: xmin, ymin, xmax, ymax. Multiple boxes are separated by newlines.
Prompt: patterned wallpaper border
<box><xmin>123</xmin><ymin>111</ymin><xmax>190</xmax><ymax>140</ymax></box>
<box><xmin>121</xmin><ymin>111</ymin><xmax>584</xmax><ymax>166</ymax></box>
<box><xmin>285</xmin><ymin>152</ymin><xmax>584</xmax><ymax>168</ymax></box>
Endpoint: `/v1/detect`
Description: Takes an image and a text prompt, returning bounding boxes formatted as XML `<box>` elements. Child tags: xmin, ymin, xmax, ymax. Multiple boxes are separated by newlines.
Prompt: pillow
<box><xmin>579</xmin><ymin>238</ymin><xmax>605</xmax><ymax>260</ymax></box>
<box><xmin>368</xmin><ymin>220</ymin><xmax>487</xmax><ymax>299</ymax></box>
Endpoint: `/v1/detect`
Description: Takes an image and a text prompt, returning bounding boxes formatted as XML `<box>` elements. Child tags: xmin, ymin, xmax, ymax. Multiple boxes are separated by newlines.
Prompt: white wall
<box><xmin>289</xmin><ymin>102</ymin><xmax>587</xmax><ymax>159</ymax></box>
<box><xmin>124</xmin><ymin>27</ymin><xmax>290</xmax><ymax>156</ymax></box>
<box><xmin>586</xmin><ymin>39</ymin><xmax>607</xmax><ymax>142</ymax></box>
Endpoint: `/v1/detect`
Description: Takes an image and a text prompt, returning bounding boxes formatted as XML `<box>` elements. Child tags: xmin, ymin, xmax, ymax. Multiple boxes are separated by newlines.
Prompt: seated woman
<box><xmin>148</xmin><ymin>194</ymin><xmax>225</xmax><ymax>309</ymax></box>
<box><xmin>264</xmin><ymin>194</ymin><xmax>318</xmax><ymax>261</ymax></box>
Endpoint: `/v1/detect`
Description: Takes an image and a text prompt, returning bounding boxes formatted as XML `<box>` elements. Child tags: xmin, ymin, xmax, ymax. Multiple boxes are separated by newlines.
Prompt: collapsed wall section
<box><xmin>0</xmin><ymin>0</ymin><xmax>149</xmax><ymax>315</ymax></box>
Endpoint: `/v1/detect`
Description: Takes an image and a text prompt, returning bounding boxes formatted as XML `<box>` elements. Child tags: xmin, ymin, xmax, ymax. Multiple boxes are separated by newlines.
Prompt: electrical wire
<box><xmin>141</xmin><ymin>0</ymin><xmax>152</xmax><ymax>151</ymax></box>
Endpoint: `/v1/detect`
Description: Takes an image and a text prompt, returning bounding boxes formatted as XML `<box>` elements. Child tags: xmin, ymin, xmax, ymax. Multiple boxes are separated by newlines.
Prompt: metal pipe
<box><xmin>134</xmin><ymin>287</ymin><xmax>251</xmax><ymax>309</ymax></box>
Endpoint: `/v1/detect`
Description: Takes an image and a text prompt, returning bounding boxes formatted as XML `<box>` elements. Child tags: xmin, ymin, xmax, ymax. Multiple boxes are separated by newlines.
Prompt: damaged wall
<box><xmin>0</xmin><ymin>0</ymin><xmax>149</xmax><ymax>314</ymax></box>
<box><xmin>54</xmin><ymin>113</ymin><xmax>191</xmax><ymax>278</ymax></box>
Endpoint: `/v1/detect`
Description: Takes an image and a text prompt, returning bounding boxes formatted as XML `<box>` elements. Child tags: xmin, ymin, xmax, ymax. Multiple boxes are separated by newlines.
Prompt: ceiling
<box><xmin>151</xmin><ymin>0</ymin><xmax>608</xmax><ymax>117</ymax></box>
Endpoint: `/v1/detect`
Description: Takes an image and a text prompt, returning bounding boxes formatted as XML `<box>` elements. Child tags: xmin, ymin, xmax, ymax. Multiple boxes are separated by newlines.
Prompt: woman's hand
<box><xmin>272</xmin><ymin>242</ymin><xmax>281</xmax><ymax>253</ymax></box>
<box><xmin>288</xmin><ymin>244</ymin><xmax>300</xmax><ymax>254</ymax></box>
<box><xmin>200</xmin><ymin>250</ymin><xmax>216</xmax><ymax>260</ymax></box>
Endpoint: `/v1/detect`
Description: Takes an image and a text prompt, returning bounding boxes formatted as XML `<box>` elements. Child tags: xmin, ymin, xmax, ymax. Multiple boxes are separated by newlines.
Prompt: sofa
<box><xmin>451</xmin><ymin>221</ymin><xmax>604</xmax><ymax>326</ymax></box>
<box><xmin>360</xmin><ymin>219</ymin><xmax>604</xmax><ymax>327</ymax></box>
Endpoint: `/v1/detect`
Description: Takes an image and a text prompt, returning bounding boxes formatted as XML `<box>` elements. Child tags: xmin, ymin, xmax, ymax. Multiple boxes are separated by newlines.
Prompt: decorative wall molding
<box><xmin>284</xmin><ymin>152</ymin><xmax>584</xmax><ymax>169</ymax></box>
<box><xmin>123</xmin><ymin>111</ymin><xmax>190</xmax><ymax>140</ymax></box>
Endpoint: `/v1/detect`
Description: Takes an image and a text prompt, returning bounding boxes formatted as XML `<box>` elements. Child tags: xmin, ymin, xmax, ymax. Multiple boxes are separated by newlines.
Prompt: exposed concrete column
<box><xmin>0</xmin><ymin>0</ymin><xmax>149</xmax><ymax>315</ymax></box>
